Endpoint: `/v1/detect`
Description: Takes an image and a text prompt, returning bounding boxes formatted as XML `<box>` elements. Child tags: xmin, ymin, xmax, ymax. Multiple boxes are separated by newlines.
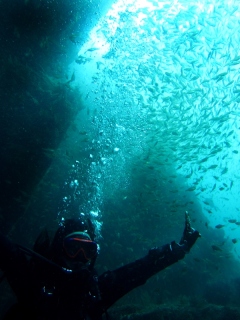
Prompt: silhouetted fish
<box><xmin>211</xmin><ymin>245</ymin><xmax>222</xmax><ymax>251</ymax></box>
<box><xmin>215</xmin><ymin>224</ymin><xmax>225</xmax><ymax>229</ymax></box>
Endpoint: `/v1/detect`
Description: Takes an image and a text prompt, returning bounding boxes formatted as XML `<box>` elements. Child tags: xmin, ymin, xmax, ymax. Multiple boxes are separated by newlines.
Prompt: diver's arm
<box><xmin>98</xmin><ymin>212</ymin><xmax>200</xmax><ymax>310</ymax></box>
<box><xmin>0</xmin><ymin>233</ymin><xmax>27</xmax><ymax>273</ymax></box>
<box><xmin>0</xmin><ymin>232</ymin><xmax>67</xmax><ymax>310</ymax></box>
<box><xmin>98</xmin><ymin>241</ymin><xmax>185</xmax><ymax>310</ymax></box>
<box><xmin>0</xmin><ymin>232</ymin><xmax>69</xmax><ymax>274</ymax></box>
<box><xmin>0</xmin><ymin>232</ymin><xmax>33</xmax><ymax>303</ymax></box>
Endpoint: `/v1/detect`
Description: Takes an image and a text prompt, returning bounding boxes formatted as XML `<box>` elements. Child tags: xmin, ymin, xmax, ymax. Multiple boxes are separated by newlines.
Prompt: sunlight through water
<box><xmin>64</xmin><ymin>0</ymin><xmax>240</xmax><ymax>257</ymax></box>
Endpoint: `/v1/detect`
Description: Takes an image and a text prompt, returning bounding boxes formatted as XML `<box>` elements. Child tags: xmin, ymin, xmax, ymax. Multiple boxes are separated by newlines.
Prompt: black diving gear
<box><xmin>0</xmin><ymin>214</ymin><xmax>200</xmax><ymax>319</ymax></box>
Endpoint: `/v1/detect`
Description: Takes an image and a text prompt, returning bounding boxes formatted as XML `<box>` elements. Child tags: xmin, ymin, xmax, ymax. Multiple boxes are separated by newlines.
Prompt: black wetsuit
<box><xmin>0</xmin><ymin>233</ymin><xmax>185</xmax><ymax>320</ymax></box>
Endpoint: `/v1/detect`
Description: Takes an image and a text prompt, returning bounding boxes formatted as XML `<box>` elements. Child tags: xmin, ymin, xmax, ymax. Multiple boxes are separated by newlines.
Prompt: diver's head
<box><xmin>63</xmin><ymin>231</ymin><xmax>97</xmax><ymax>267</ymax></box>
<box><xmin>51</xmin><ymin>217</ymin><xmax>98</xmax><ymax>270</ymax></box>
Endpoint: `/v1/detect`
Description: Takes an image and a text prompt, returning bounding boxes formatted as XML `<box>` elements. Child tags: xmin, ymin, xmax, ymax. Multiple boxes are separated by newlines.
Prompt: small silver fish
<box><xmin>215</xmin><ymin>224</ymin><xmax>225</xmax><ymax>229</ymax></box>
<box><xmin>211</xmin><ymin>245</ymin><xmax>222</xmax><ymax>251</ymax></box>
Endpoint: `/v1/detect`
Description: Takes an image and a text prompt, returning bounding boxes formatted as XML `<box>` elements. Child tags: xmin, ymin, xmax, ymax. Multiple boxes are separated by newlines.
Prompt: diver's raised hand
<box><xmin>179</xmin><ymin>211</ymin><xmax>200</xmax><ymax>252</ymax></box>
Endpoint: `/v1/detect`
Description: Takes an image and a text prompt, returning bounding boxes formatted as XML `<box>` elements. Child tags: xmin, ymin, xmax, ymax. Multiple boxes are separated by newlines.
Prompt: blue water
<box><xmin>61</xmin><ymin>0</ymin><xmax>240</xmax><ymax>256</ymax></box>
<box><xmin>5</xmin><ymin>0</ymin><xmax>240</xmax><ymax>317</ymax></box>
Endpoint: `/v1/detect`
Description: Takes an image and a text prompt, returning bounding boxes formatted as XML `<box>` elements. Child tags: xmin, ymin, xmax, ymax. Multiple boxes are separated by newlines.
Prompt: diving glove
<box><xmin>179</xmin><ymin>211</ymin><xmax>200</xmax><ymax>252</ymax></box>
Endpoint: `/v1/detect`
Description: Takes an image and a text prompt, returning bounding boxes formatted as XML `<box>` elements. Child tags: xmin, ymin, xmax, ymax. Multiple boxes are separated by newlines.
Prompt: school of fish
<box><xmin>75</xmin><ymin>0</ymin><xmax>240</xmax><ymax>251</ymax></box>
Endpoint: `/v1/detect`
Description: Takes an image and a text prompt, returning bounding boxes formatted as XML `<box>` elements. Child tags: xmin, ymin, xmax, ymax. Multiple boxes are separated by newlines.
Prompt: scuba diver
<box><xmin>0</xmin><ymin>211</ymin><xmax>200</xmax><ymax>319</ymax></box>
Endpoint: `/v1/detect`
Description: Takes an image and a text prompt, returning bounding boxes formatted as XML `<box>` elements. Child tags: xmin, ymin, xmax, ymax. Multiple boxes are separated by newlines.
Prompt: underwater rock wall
<box><xmin>0</xmin><ymin>0</ymin><xmax>114</xmax><ymax>233</ymax></box>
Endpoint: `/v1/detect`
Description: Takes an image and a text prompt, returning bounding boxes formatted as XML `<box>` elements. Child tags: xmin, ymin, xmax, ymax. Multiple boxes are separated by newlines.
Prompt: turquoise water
<box><xmin>55</xmin><ymin>0</ymin><xmax>240</xmax><ymax>315</ymax></box>
<box><xmin>2</xmin><ymin>0</ymin><xmax>240</xmax><ymax>318</ymax></box>
<box><xmin>39</xmin><ymin>0</ymin><xmax>240</xmax><ymax>315</ymax></box>
<box><xmin>63</xmin><ymin>0</ymin><xmax>240</xmax><ymax>255</ymax></box>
